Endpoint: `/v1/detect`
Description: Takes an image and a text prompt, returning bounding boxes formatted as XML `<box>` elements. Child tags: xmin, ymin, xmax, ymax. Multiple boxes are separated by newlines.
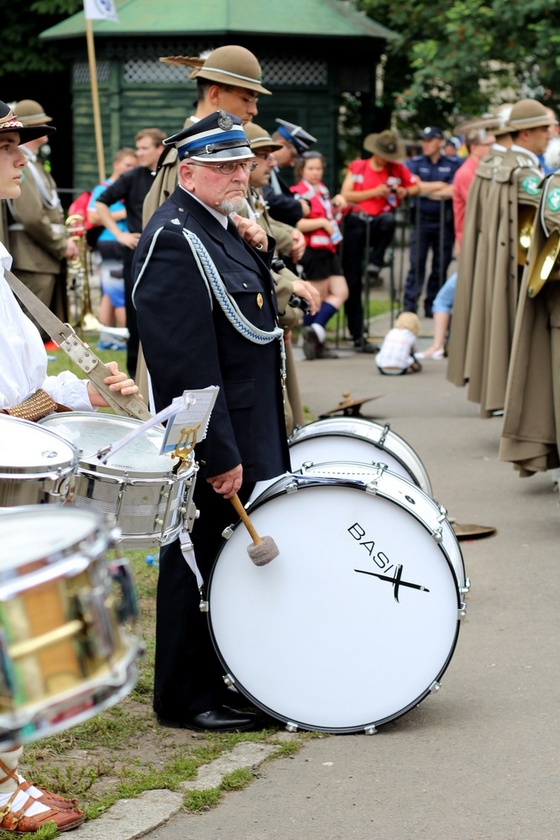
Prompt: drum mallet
<box><xmin>229</xmin><ymin>494</ymin><xmax>279</xmax><ymax>566</ymax></box>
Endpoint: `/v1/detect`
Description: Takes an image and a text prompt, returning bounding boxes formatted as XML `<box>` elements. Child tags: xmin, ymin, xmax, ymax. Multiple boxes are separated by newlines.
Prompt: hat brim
<box><xmin>0</xmin><ymin>124</ymin><xmax>55</xmax><ymax>142</ymax></box>
<box><xmin>363</xmin><ymin>134</ymin><xmax>405</xmax><ymax>161</ymax></box>
<box><xmin>189</xmin><ymin>67</ymin><xmax>271</xmax><ymax>95</ymax></box>
<box><xmin>506</xmin><ymin>116</ymin><xmax>557</xmax><ymax>132</ymax></box>
<box><xmin>250</xmin><ymin>141</ymin><xmax>283</xmax><ymax>152</ymax></box>
<box><xmin>183</xmin><ymin>146</ymin><xmax>255</xmax><ymax>163</ymax></box>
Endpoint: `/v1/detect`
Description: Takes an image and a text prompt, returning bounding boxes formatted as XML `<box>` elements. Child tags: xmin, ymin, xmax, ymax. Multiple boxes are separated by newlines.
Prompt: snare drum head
<box><xmin>288</xmin><ymin>418</ymin><xmax>432</xmax><ymax>496</ymax></box>
<box><xmin>209</xmin><ymin>476</ymin><xmax>461</xmax><ymax>733</ymax></box>
<box><xmin>0</xmin><ymin>414</ymin><xmax>77</xmax><ymax>474</ymax></box>
<box><xmin>0</xmin><ymin>505</ymin><xmax>106</xmax><ymax>568</ymax></box>
<box><xmin>39</xmin><ymin>413</ymin><xmax>174</xmax><ymax>475</ymax></box>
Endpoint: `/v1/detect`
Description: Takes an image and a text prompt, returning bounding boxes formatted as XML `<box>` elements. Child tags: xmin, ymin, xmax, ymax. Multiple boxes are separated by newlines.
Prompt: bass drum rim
<box><xmin>208</xmin><ymin>474</ymin><xmax>461</xmax><ymax>734</ymax></box>
<box><xmin>288</xmin><ymin>417</ymin><xmax>433</xmax><ymax>497</ymax></box>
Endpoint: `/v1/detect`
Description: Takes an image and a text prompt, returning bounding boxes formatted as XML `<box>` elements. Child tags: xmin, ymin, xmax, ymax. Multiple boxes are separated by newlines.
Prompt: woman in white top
<box><xmin>0</xmin><ymin>100</ymin><xmax>139</xmax><ymax>833</ymax></box>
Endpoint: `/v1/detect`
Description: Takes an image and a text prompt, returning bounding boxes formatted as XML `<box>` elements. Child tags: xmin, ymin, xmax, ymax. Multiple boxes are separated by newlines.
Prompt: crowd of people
<box><xmin>2</xmin><ymin>39</ymin><xmax>560</xmax><ymax>833</ymax></box>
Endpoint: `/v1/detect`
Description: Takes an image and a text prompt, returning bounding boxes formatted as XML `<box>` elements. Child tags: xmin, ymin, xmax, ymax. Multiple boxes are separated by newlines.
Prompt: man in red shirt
<box><xmin>340</xmin><ymin>130</ymin><xmax>419</xmax><ymax>352</ymax></box>
<box><xmin>417</xmin><ymin>127</ymin><xmax>495</xmax><ymax>359</ymax></box>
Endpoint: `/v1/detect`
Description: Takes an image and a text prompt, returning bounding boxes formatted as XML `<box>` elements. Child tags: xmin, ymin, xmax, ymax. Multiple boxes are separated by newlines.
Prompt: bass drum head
<box><xmin>296</xmin><ymin>461</ymin><xmax>468</xmax><ymax>596</ymax></box>
<box><xmin>288</xmin><ymin>418</ymin><xmax>433</xmax><ymax>497</ymax></box>
<box><xmin>209</xmin><ymin>476</ymin><xmax>461</xmax><ymax>734</ymax></box>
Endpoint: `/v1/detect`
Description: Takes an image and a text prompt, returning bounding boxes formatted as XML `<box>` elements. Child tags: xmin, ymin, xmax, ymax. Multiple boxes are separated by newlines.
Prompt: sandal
<box><xmin>0</xmin><ymin>794</ymin><xmax>84</xmax><ymax>833</ymax></box>
<box><xmin>17</xmin><ymin>779</ymin><xmax>79</xmax><ymax>810</ymax></box>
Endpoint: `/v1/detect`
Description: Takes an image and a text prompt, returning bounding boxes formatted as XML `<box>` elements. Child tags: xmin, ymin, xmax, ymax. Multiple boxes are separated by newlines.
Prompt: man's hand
<box><xmin>292</xmin><ymin>278</ymin><xmax>320</xmax><ymax>315</ymax></box>
<box><xmin>290</xmin><ymin>228</ymin><xmax>306</xmax><ymax>263</ymax></box>
<box><xmin>231</xmin><ymin>214</ymin><xmax>269</xmax><ymax>252</ymax></box>
<box><xmin>207</xmin><ymin>464</ymin><xmax>243</xmax><ymax>499</ymax></box>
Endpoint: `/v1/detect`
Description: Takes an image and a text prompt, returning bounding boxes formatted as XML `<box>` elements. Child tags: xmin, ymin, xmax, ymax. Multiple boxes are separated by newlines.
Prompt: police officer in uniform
<box><xmin>402</xmin><ymin>126</ymin><xmax>464</xmax><ymax>316</ymax></box>
<box><xmin>262</xmin><ymin>119</ymin><xmax>316</xmax><ymax>227</ymax></box>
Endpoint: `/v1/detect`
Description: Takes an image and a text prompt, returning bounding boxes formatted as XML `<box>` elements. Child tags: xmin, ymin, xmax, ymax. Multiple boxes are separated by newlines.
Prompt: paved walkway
<box><xmin>74</xmin><ymin>303</ymin><xmax>560</xmax><ymax>840</ymax></box>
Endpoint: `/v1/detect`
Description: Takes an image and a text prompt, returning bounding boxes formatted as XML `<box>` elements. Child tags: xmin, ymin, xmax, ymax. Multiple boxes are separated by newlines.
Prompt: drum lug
<box><xmin>285</xmin><ymin>721</ymin><xmax>299</xmax><ymax>732</ymax></box>
<box><xmin>364</xmin><ymin>725</ymin><xmax>377</xmax><ymax>735</ymax></box>
<box><xmin>379</xmin><ymin>423</ymin><xmax>391</xmax><ymax>446</ymax></box>
<box><xmin>108</xmin><ymin>558</ymin><xmax>139</xmax><ymax>623</ymax></box>
<box><xmin>223</xmin><ymin>673</ymin><xmax>236</xmax><ymax>687</ymax></box>
<box><xmin>285</xmin><ymin>481</ymin><xmax>299</xmax><ymax>494</ymax></box>
<box><xmin>222</xmin><ymin>525</ymin><xmax>234</xmax><ymax>540</ymax></box>
<box><xmin>461</xmin><ymin>577</ymin><xmax>471</xmax><ymax>595</ymax></box>
<box><xmin>432</xmin><ymin>527</ymin><xmax>443</xmax><ymax>545</ymax></box>
<box><xmin>458</xmin><ymin>601</ymin><xmax>467</xmax><ymax>619</ymax></box>
<box><xmin>429</xmin><ymin>680</ymin><xmax>441</xmax><ymax>694</ymax></box>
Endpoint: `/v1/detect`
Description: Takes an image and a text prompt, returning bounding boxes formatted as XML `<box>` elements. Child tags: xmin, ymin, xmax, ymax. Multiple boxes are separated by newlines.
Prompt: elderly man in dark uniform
<box><xmin>133</xmin><ymin>111</ymin><xmax>290</xmax><ymax>732</ymax></box>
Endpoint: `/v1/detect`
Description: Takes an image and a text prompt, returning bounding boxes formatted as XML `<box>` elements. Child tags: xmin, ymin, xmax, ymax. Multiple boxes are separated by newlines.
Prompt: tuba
<box><xmin>65</xmin><ymin>213</ymin><xmax>101</xmax><ymax>333</ymax></box>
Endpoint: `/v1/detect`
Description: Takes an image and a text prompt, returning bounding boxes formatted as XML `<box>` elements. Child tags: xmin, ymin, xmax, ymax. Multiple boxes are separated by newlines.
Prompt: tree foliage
<box><xmin>0</xmin><ymin>0</ymin><xmax>81</xmax><ymax>77</ymax></box>
<box><xmin>356</xmin><ymin>0</ymin><xmax>560</xmax><ymax>131</ymax></box>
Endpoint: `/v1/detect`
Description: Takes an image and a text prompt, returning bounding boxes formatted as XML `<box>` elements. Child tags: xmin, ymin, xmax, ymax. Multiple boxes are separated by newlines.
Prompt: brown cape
<box><xmin>463</xmin><ymin>149</ymin><xmax>542</xmax><ymax>415</ymax></box>
<box><xmin>499</xmin><ymin>171</ymin><xmax>560</xmax><ymax>475</ymax></box>
<box><xmin>446</xmin><ymin>151</ymin><xmax>503</xmax><ymax>386</ymax></box>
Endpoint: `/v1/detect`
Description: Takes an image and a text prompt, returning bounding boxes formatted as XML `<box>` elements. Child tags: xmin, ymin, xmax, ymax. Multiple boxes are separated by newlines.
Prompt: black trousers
<box><xmin>123</xmin><ymin>249</ymin><xmax>139</xmax><ymax>379</ymax></box>
<box><xmin>153</xmin><ymin>478</ymin><xmax>255</xmax><ymax>720</ymax></box>
<box><xmin>342</xmin><ymin>212</ymin><xmax>396</xmax><ymax>340</ymax></box>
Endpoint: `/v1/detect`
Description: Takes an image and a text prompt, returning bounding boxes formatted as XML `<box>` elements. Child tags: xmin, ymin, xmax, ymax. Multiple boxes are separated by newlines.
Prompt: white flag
<box><xmin>83</xmin><ymin>0</ymin><xmax>119</xmax><ymax>21</ymax></box>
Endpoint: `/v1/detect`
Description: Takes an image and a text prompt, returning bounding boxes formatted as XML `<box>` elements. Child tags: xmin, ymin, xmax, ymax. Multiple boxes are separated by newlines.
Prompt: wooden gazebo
<box><xmin>40</xmin><ymin>0</ymin><xmax>396</xmax><ymax>193</ymax></box>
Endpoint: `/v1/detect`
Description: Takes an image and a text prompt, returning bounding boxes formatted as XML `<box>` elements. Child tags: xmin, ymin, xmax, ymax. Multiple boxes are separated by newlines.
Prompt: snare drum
<box><xmin>0</xmin><ymin>414</ymin><xmax>78</xmax><ymax>507</ymax></box>
<box><xmin>288</xmin><ymin>417</ymin><xmax>433</xmax><ymax>495</ymax></box>
<box><xmin>39</xmin><ymin>413</ymin><xmax>197</xmax><ymax>549</ymax></box>
<box><xmin>210</xmin><ymin>469</ymin><xmax>463</xmax><ymax>734</ymax></box>
<box><xmin>0</xmin><ymin>506</ymin><xmax>142</xmax><ymax>748</ymax></box>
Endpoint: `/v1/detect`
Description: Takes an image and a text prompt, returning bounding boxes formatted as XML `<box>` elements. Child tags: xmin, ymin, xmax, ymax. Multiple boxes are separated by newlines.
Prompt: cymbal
<box><xmin>451</xmin><ymin>521</ymin><xmax>497</xmax><ymax>541</ymax></box>
<box><xmin>319</xmin><ymin>391</ymin><xmax>382</xmax><ymax>418</ymax></box>
<box><xmin>527</xmin><ymin>229</ymin><xmax>560</xmax><ymax>297</ymax></box>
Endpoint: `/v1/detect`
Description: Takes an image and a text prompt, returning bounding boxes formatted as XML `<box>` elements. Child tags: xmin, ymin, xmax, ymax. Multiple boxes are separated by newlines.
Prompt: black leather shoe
<box><xmin>157</xmin><ymin>705</ymin><xmax>266</xmax><ymax>733</ymax></box>
<box><xmin>353</xmin><ymin>338</ymin><xmax>379</xmax><ymax>354</ymax></box>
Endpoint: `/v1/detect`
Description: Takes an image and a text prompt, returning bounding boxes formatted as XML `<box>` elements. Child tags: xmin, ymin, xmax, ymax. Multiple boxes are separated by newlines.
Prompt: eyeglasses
<box><xmin>187</xmin><ymin>160</ymin><xmax>258</xmax><ymax>175</ymax></box>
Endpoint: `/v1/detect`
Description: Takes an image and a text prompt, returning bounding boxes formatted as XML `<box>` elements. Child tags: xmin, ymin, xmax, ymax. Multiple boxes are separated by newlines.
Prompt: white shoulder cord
<box><xmin>182</xmin><ymin>228</ymin><xmax>286</xmax><ymax>381</ymax></box>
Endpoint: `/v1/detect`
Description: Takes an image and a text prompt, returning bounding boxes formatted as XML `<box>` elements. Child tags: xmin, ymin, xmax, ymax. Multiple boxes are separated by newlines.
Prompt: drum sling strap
<box><xmin>4</xmin><ymin>268</ymin><xmax>152</xmax><ymax>422</ymax></box>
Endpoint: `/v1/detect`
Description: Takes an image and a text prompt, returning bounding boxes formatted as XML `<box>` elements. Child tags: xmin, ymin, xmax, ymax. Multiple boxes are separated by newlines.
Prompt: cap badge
<box><xmin>218</xmin><ymin>112</ymin><xmax>234</xmax><ymax>131</ymax></box>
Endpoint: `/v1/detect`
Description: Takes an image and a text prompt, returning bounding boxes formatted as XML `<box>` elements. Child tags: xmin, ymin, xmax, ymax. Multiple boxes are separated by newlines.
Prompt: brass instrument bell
<box><xmin>527</xmin><ymin>230</ymin><xmax>560</xmax><ymax>298</ymax></box>
<box><xmin>517</xmin><ymin>204</ymin><xmax>535</xmax><ymax>267</ymax></box>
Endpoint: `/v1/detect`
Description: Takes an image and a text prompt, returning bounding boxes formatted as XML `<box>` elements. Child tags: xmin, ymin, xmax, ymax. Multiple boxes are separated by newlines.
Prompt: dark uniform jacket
<box><xmin>132</xmin><ymin>186</ymin><xmax>290</xmax><ymax>483</ymax></box>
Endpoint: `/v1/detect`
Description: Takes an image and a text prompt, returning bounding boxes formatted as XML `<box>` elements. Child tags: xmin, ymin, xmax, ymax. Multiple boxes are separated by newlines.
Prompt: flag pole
<box><xmin>85</xmin><ymin>17</ymin><xmax>105</xmax><ymax>182</ymax></box>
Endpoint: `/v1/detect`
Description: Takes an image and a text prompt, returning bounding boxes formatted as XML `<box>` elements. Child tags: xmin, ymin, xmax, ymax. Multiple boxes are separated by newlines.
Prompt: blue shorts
<box><xmin>101</xmin><ymin>265</ymin><xmax>125</xmax><ymax>308</ymax></box>
<box><xmin>432</xmin><ymin>272</ymin><xmax>457</xmax><ymax>315</ymax></box>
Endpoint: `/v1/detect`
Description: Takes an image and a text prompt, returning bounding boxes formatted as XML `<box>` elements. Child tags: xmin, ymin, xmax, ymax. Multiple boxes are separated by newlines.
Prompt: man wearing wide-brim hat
<box><xmin>461</xmin><ymin>98</ymin><xmax>555</xmax><ymax>417</ymax></box>
<box><xmin>339</xmin><ymin>129</ymin><xmax>420</xmax><ymax>352</ymax></box>
<box><xmin>133</xmin><ymin>110</ymin><xmax>290</xmax><ymax>734</ymax></box>
<box><xmin>6</xmin><ymin>98</ymin><xmax>78</xmax><ymax>340</ymax></box>
<box><xmin>142</xmin><ymin>45</ymin><xmax>270</xmax><ymax>225</ymax></box>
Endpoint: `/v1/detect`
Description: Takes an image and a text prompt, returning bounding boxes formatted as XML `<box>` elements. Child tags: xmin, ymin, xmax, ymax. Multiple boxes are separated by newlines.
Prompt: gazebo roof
<box><xmin>40</xmin><ymin>0</ymin><xmax>397</xmax><ymax>42</ymax></box>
